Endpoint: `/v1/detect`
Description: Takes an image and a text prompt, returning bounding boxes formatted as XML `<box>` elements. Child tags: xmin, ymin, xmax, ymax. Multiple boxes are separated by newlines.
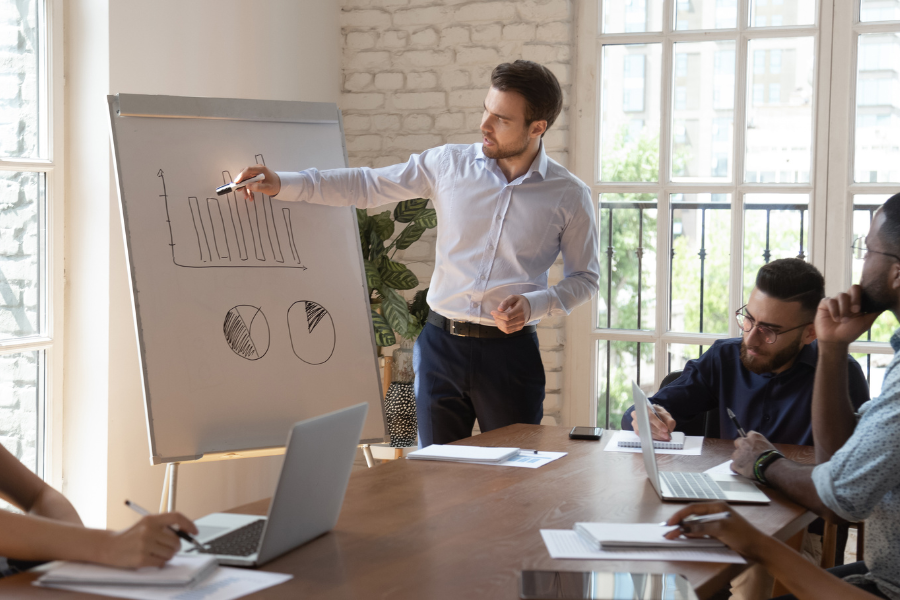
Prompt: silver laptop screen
<box><xmin>632</xmin><ymin>381</ymin><xmax>662</xmax><ymax>496</ymax></box>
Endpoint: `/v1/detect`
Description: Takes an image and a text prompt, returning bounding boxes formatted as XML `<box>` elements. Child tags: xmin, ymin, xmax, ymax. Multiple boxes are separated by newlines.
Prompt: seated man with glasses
<box><xmin>621</xmin><ymin>258</ymin><xmax>869</xmax><ymax>600</ymax></box>
<box><xmin>621</xmin><ymin>258</ymin><xmax>868</xmax><ymax>446</ymax></box>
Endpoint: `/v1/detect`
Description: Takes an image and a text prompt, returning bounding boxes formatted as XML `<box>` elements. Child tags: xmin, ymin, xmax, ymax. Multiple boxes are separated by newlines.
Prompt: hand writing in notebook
<box><xmin>633</xmin><ymin>401</ymin><xmax>677</xmax><ymax>441</ymax></box>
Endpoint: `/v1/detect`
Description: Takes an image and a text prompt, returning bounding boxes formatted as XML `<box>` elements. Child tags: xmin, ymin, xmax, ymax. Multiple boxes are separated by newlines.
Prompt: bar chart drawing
<box><xmin>158</xmin><ymin>166</ymin><xmax>306</xmax><ymax>269</ymax></box>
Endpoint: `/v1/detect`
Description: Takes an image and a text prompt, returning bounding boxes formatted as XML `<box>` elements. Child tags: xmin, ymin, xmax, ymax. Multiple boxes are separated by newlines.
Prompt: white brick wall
<box><xmin>0</xmin><ymin>1</ymin><xmax>41</xmax><ymax>470</ymax></box>
<box><xmin>342</xmin><ymin>0</ymin><xmax>575</xmax><ymax>424</ymax></box>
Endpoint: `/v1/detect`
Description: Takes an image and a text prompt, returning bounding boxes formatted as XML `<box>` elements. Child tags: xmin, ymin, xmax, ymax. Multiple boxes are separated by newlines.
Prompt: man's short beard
<box><xmin>482</xmin><ymin>130</ymin><xmax>532</xmax><ymax>160</ymax></box>
<box><xmin>739</xmin><ymin>336</ymin><xmax>804</xmax><ymax>375</ymax></box>
<box><xmin>860</xmin><ymin>280</ymin><xmax>894</xmax><ymax>314</ymax></box>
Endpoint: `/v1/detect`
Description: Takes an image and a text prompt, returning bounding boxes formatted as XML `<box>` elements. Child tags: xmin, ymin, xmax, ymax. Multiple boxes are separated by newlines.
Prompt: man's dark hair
<box><xmin>490</xmin><ymin>60</ymin><xmax>563</xmax><ymax>134</ymax></box>
<box><xmin>878</xmin><ymin>192</ymin><xmax>900</xmax><ymax>252</ymax></box>
<box><xmin>755</xmin><ymin>258</ymin><xmax>824</xmax><ymax>315</ymax></box>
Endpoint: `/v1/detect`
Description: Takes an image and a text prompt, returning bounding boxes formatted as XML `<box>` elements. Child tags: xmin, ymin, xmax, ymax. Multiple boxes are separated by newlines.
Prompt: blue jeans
<box><xmin>413</xmin><ymin>323</ymin><xmax>545</xmax><ymax>447</ymax></box>
<box><xmin>771</xmin><ymin>561</ymin><xmax>889</xmax><ymax>600</ymax></box>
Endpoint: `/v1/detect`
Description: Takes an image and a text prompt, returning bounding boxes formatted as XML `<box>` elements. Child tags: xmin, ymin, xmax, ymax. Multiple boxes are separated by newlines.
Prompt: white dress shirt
<box><xmin>276</xmin><ymin>143</ymin><xmax>599</xmax><ymax>326</ymax></box>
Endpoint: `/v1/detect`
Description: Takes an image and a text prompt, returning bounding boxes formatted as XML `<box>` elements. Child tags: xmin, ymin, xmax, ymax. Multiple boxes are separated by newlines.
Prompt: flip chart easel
<box><xmin>107</xmin><ymin>94</ymin><xmax>387</xmax><ymax>511</ymax></box>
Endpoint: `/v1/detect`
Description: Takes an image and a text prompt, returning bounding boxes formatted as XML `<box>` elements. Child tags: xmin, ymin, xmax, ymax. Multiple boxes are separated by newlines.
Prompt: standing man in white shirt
<box><xmin>236</xmin><ymin>60</ymin><xmax>600</xmax><ymax>446</ymax></box>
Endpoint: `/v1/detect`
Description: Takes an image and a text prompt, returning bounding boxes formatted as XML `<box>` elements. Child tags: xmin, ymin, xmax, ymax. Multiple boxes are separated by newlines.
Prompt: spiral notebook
<box><xmin>617</xmin><ymin>430</ymin><xmax>686</xmax><ymax>450</ymax></box>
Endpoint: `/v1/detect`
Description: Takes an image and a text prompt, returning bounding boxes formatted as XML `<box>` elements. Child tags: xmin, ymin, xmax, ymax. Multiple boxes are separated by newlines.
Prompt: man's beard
<box><xmin>740</xmin><ymin>337</ymin><xmax>804</xmax><ymax>375</ymax></box>
<box><xmin>481</xmin><ymin>130</ymin><xmax>531</xmax><ymax>160</ymax></box>
<box><xmin>860</xmin><ymin>278</ymin><xmax>894</xmax><ymax>313</ymax></box>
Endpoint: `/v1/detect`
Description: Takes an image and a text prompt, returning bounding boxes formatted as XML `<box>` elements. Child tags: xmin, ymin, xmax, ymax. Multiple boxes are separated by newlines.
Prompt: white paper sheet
<box><xmin>540</xmin><ymin>530</ymin><xmax>746</xmax><ymax>564</ymax></box>
<box><xmin>603</xmin><ymin>430</ymin><xmax>704</xmax><ymax>455</ymax></box>
<box><xmin>407</xmin><ymin>444</ymin><xmax>520</xmax><ymax>463</ymax></box>
<box><xmin>446</xmin><ymin>450</ymin><xmax>567</xmax><ymax>468</ymax></box>
<box><xmin>703</xmin><ymin>460</ymin><xmax>753</xmax><ymax>480</ymax></box>
<box><xmin>34</xmin><ymin>567</ymin><xmax>292</xmax><ymax>600</ymax></box>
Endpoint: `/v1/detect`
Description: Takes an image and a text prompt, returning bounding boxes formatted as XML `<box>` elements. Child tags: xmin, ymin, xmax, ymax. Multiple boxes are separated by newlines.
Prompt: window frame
<box><xmin>570</xmin><ymin>0</ymin><xmax>836</xmax><ymax>427</ymax></box>
<box><xmin>0</xmin><ymin>0</ymin><xmax>65</xmax><ymax>485</ymax></box>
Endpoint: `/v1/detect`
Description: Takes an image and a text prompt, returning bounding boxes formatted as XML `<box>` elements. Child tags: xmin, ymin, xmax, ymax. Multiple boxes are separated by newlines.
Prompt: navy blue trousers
<box><xmin>413</xmin><ymin>322</ymin><xmax>546</xmax><ymax>447</ymax></box>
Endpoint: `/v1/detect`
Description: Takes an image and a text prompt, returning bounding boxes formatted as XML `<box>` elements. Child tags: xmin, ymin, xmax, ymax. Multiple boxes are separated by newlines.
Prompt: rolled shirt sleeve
<box><xmin>275</xmin><ymin>146</ymin><xmax>444</xmax><ymax>209</ymax></box>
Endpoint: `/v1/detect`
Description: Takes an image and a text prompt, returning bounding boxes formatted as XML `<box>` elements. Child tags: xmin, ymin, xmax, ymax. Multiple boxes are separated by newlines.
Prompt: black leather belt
<box><xmin>426</xmin><ymin>310</ymin><xmax>536</xmax><ymax>339</ymax></box>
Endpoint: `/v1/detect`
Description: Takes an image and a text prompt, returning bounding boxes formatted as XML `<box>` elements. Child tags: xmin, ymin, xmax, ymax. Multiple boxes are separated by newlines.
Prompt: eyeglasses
<box><xmin>852</xmin><ymin>236</ymin><xmax>900</xmax><ymax>262</ymax></box>
<box><xmin>734</xmin><ymin>305</ymin><xmax>812</xmax><ymax>344</ymax></box>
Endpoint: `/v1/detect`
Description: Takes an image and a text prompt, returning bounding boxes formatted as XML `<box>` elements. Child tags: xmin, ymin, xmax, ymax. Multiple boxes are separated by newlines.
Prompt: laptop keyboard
<box><xmin>195</xmin><ymin>519</ymin><xmax>266</xmax><ymax>556</ymax></box>
<box><xmin>661</xmin><ymin>471</ymin><xmax>727</xmax><ymax>500</ymax></box>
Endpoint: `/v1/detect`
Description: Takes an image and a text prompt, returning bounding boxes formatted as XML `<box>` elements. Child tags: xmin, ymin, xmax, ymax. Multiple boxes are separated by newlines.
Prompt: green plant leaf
<box><xmin>357</xmin><ymin>212</ymin><xmax>372</xmax><ymax>259</ymax></box>
<box><xmin>371</xmin><ymin>308</ymin><xmax>396</xmax><ymax>347</ymax></box>
<box><xmin>368</xmin><ymin>229</ymin><xmax>384</xmax><ymax>263</ymax></box>
<box><xmin>395</xmin><ymin>221</ymin><xmax>426</xmax><ymax>250</ymax></box>
<box><xmin>405</xmin><ymin>313</ymin><xmax>423</xmax><ymax>340</ymax></box>
<box><xmin>380</xmin><ymin>261</ymin><xmax>419</xmax><ymax>290</ymax></box>
<box><xmin>379</xmin><ymin>287</ymin><xmax>409</xmax><ymax>337</ymax></box>
<box><xmin>410</xmin><ymin>288</ymin><xmax>429</xmax><ymax>324</ymax></box>
<box><xmin>363</xmin><ymin>259</ymin><xmax>382</xmax><ymax>290</ymax></box>
<box><xmin>356</xmin><ymin>208</ymin><xmax>369</xmax><ymax>230</ymax></box>
<box><xmin>416</xmin><ymin>208</ymin><xmax>437</xmax><ymax>229</ymax></box>
<box><xmin>394</xmin><ymin>198</ymin><xmax>429</xmax><ymax>223</ymax></box>
<box><xmin>371</xmin><ymin>210</ymin><xmax>395</xmax><ymax>240</ymax></box>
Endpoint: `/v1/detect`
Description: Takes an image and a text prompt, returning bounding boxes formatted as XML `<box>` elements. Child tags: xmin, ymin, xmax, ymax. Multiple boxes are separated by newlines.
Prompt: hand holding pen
<box><xmin>125</xmin><ymin>500</ymin><xmax>206</xmax><ymax>552</ymax></box>
<box><xmin>662</xmin><ymin>501</ymin><xmax>769</xmax><ymax>561</ymax></box>
<box><xmin>634</xmin><ymin>398</ymin><xmax>676</xmax><ymax>442</ymax></box>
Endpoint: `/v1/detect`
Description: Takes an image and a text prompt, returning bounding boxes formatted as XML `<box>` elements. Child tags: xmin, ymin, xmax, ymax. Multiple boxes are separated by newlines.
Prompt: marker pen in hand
<box><xmin>727</xmin><ymin>408</ymin><xmax>747</xmax><ymax>438</ymax></box>
<box><xmin>124</xmin><ymin>500</ymin><xmax>206</xmax><ymax>551</ymax></box>
<box><xmin>215</xmin><ymin>173</ymin><xmax>265</xmax><ymax>196</ymax></box>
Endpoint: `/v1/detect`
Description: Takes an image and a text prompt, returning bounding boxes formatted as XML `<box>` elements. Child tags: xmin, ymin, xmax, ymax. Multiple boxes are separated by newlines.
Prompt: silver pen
<box><xmin>659</xmin><ymin>511</ymin><xmax>732</xmax><ymax>527</ymax></box>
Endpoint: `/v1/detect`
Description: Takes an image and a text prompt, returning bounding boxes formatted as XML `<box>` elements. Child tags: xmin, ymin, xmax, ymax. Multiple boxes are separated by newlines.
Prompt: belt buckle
<box><xmin>450</xmin><ymin>320</ymin><xmax>468</xmax><ymax>337</ymax></box>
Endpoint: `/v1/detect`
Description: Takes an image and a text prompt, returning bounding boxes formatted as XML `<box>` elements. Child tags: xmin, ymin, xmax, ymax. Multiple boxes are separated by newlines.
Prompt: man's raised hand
<box><xmin>815</xmin><ymin>284</ymin><xmax>881</xmax><ymax>345</ymax></box>
<box><xmin>235</xmin><ymin>165</ymin><xmax>281</xmax><ymax>200</ymax></box>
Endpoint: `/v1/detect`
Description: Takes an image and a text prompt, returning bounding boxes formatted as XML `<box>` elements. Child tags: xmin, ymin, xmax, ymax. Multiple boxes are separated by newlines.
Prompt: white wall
<box><xmin>64</xmin><ymin>0</ymin><xmax>342</xmax><ymax>529</ymax></box>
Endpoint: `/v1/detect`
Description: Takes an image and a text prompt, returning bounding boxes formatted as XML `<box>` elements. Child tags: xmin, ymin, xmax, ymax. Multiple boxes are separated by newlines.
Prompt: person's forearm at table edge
<box><xmin>742</xmin><ymin>533</ymin><xmax>880</xmax><ymax>600</ymax></box>
<box><xmin>763</xmin><ymin>459</ymin><xmax>848</xmax><ymax>524</ymax></box>
<box><xmin>812</xmin><ymin>341</ymin><xmax>859</xmax><ymax>463</ymax></box>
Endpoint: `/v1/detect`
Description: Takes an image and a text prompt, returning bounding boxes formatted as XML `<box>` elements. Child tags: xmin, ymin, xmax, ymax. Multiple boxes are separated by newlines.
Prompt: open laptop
<box><xmin>179</xmin><ymin>403</ymin><xmax>368</xmax><ymax>566</ymax></box>
<box><xmin>631</xmin><ymin>382</ymin><xmax>769</xmax><ymax>504</ymax></box>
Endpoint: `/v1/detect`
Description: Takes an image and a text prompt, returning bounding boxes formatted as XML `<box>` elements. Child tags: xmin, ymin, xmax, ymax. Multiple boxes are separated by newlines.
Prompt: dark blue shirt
<box><xmin>621</xmin><ymin>338</ymin><xmax>870</xmax><ymax>446</ymax></box>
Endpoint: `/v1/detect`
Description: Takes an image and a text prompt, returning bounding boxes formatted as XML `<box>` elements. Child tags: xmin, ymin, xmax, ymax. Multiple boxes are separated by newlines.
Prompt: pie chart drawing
<box><xmin>223</xmin><ymin>305</ymin><xmax>269</xmax><ymax>360</ymax></box>
<box><xmin>287</xmin><ymin>300</ymin><xmax>335</xmax><ymax>365</ymax></box>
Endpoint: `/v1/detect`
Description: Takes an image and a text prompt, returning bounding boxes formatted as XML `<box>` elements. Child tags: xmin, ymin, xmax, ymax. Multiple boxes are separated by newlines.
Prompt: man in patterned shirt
<box><xmin>731</xmin><ymin>191</ymin><xmax>900</xmax><ymax>600</ymax></box>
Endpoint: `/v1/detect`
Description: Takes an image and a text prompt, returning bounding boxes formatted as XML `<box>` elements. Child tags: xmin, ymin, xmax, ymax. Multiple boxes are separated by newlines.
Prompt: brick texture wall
<box><xmin>0</xmin><ymin>0</ymin><xmax>41</xmax><ymax>474</ymax></box>
<box><xmin>340</xmin><ymin>0</ymin><xmax>575</xmax><ymax>425</ymax></box>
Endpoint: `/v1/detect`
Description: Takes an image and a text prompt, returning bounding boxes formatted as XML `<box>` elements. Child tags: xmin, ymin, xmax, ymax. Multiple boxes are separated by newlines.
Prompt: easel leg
<box><xmin>361</xmin><ymin>444</ymin><xmax>375</xmax><ymax>468</ymax></box>
<box><xmin>159</xmin><ymin>463</ymin><xmax>172</xmax><ymax>513</ymax></box>
<box><xmin>166</xmin><ymin>463</ymin><xmax>180</xmax><ymax>512</ymax></box>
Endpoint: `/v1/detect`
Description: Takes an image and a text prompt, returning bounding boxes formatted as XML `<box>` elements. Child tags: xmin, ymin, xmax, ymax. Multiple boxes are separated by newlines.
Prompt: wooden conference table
<box><xmin>1</xmin><ymin>424</ymin><xmax>816</xmax><ymax>599</ymax></box>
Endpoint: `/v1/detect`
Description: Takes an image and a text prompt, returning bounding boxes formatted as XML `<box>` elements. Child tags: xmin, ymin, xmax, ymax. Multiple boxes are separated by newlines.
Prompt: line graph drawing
<box><xmin>157</xmin><ymin>156</ymin><xmax>306</xmax><ymax>269</ymax></box>
<box><xmin>224</xmin><ymin>305</ymin><xmax>270</xmax><ymax>360</ymax></box>
<box><xmin>288</xmin><ymin>300</ymin><xmax>336</xmax><ymax>365</ymax></box>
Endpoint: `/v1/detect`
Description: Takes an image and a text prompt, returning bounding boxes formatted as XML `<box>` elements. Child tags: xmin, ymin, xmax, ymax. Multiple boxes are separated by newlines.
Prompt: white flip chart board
<box><xmin>107</xmin><ymin>94</ymin><xmax>386</xmax><ymax>464</ymax></box>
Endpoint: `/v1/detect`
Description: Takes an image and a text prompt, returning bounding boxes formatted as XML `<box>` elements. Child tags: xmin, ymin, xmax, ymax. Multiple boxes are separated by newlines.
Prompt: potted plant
<box><xmin>357</xmin><ymin>199</ymin><xmax>436</xmax><ymax>448</ymax></box>
<box><xmin>357</xmin><ymin>199</ymin><xmax>436</xmax><ymax>347</ymax></box>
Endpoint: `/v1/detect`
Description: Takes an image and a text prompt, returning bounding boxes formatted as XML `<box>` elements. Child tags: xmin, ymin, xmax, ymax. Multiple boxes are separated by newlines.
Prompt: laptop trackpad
<box><xmin>716</xmin><ymin>480</ymin><xmax>757</xmax><ymax>492</ymax></box>
<box><xmin>196</xmin><ymin>525</ymin><xmax>230</xmax><ymax>542</ymax></box>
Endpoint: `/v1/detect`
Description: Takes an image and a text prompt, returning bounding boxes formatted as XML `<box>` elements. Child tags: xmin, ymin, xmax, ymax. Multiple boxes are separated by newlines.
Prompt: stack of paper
<box><xmin>407</xmin><ymin>444</ymin><xmax>520</xmax><ymax>463</ymax></box>
<box><xmin>574</xmin><ymin>522</ymin><xmax>725</xmax><ymax>550</ymax></box>
<box><xmin>37</xmin><ymin>556</ymin><xmax>218</xmax><ymax>588</ymax></box>
<box><xmin>35</xmin><ymin>560</ymin><xmax>293</xmax><ymax>600</ymax></box>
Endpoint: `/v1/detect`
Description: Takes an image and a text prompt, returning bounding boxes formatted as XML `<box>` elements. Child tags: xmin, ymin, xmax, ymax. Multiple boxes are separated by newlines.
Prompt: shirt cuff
<box><xmin>811</xmin><ymin>462</ymin><xmax>861</xmax><ymax>522</ymax></box>
<box><xmin>522</xmin><ymin>290</ymin><xmax>549</xmax><ymax>323</ymax></box>
<box><xmin>273</xmin><ymin>171</ymin><xmax>309</xmax><ymax>201</ymax></box>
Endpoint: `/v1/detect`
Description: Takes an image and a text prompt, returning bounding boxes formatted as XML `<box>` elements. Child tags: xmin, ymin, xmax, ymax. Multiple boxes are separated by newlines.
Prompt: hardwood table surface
<box><xmin>0</xmin><ymin>424</ymin><xmax>817</xmax><ymax>600</ymax></box>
